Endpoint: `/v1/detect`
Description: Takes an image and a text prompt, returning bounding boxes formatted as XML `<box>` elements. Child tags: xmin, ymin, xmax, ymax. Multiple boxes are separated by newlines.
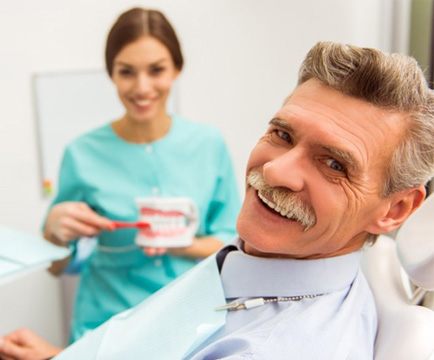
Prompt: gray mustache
<box><xmin>247</xmin><ymin>170</ymin><xmax>316</xmax><ymax>231</ymax></box>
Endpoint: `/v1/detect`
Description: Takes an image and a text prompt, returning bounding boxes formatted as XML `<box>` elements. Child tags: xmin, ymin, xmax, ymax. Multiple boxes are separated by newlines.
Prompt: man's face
<box><xmin>237</xmin><ymin>79</ymin><xmax>407</xmax><ymax>259</ymax></box>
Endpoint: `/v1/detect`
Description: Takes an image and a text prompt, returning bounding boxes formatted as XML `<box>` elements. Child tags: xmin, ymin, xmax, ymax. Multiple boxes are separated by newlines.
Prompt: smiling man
<box><xmin>192</xmin><ymin>43</ymin><xmax>434</xmax><ymax>359</ymax></box>
<box><xmin>239</xmin><ymin>79</ymin><xmax>411</xmax><ymax>259</ymax></box>
<box><xmin>1</xmin><ymin>42</ymin><xmax>434</xmax><ymax>360</ymax></box>
<box><xmin>189</xmin><ymin>42</ymin><xmax>434</xmax><ymax>359</ymax></box>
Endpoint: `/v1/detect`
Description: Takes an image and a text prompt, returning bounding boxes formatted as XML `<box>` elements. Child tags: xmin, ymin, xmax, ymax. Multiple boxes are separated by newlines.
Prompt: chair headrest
<box><xmin>396</xmin><ymin>194</ymin><xmax>434</xmax><ymax>290</ymax></box>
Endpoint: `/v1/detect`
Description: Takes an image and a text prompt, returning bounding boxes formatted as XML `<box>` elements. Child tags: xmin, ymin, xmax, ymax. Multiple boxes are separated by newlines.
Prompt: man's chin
<box><xmin>237</xmin><ymin>218</ymin><xmax>315</xmax><ymax>259</ymax></box>
<box><xmin>241</xmin><ymin>238</ymin><xmax>310</xmax><ymax>259</ymax></box>
<box><xmin>242</xmin><ymin>241</ymin><xmax>276</xmax><ymax>257</ymax></box>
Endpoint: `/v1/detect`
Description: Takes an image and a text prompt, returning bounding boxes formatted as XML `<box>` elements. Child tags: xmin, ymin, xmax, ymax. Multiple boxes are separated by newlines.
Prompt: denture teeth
<box><xmin>143</xmin><ymin>215</ymin><xmax>186</xmax><ymax>231</ymax></box>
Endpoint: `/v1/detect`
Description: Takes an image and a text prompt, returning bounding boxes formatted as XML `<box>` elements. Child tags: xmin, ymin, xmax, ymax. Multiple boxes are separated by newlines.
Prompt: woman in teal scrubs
<box><xmin>43</xmin><ymin>7</ymin><xmax>240</xmax><ymax>342</ymax></box>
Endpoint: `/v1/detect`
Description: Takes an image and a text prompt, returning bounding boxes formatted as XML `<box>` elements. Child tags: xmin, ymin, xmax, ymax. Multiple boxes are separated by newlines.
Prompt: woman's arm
<box><xmin>143</xmin><ymin>236</ymin><xmax>224</xmax><ymax>258</ymax></box>
<box><xmin>168</xmin><ymin>236</ymin><xmax>224</xmax><ymax>258</ymax></box>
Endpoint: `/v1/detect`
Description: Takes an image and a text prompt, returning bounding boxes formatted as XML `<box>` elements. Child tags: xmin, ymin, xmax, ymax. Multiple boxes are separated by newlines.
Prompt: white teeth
<box><xmin>258</xmin><ymin>191</ymin><xmax>275</xmax><ymax>209</ymax></box>
<box><xmin>142</xmin><ymin>215</ymin><xmax>184</xmax><ymax>230</ymax></box>
<box><xmin>279</xmin><ymin>209</ymin><xmax>289</xmax><ymax>217</ymax></box>
<box><xmin>134</xmin><ymin>99</ymin><xmax>151</xmax><ymax>106</ymax></box>
<box><xmin>258</xmin><ymin>191</ymin><xmax>293</xmax><ymax>220</ymax></box>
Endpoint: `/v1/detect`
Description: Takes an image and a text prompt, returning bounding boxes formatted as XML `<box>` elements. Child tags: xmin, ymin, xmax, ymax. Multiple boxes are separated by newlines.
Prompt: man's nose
<box><xmin>262</xmin><ymin>149</ymin><xmax>306</xmax><ymax>192</ymax></box>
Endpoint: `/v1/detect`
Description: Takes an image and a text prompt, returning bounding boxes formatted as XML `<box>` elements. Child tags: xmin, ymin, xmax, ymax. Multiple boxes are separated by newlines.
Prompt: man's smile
<box><xmin>257</xmin><ymin>190</ymin><xmax>298</xmax><ymax>220</ymax></box>
<box><xmin>246</xmin><ymin>169</ymin><xmax>316</xmax><ymax>230</ymax></box>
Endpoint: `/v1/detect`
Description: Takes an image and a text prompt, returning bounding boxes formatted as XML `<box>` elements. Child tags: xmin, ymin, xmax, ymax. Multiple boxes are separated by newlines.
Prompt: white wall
<box><xmin>0</xmin><ymin>0</ymin><xmax>399</xmax><ymax>346</ymax></box>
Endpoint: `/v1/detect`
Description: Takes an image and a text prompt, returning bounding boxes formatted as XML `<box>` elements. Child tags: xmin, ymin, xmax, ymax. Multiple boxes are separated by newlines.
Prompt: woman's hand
<box><xmin>0</xmin><ymin>328</ymin><xmax>62</xmax><ymax>360</ymax></box>
<box><xmin>44</xmin><ymin>202</ymin><xmax>114</xmax><ymax>245</ymax></box>
<box><xmin>142</xmin><ymin>247</ymin><xmax>168</xmax><ymax>256</ymax></box>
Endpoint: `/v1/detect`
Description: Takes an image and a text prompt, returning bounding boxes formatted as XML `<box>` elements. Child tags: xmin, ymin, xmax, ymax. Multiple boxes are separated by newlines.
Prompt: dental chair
<box><xmin>361</xmin><ymin>194</ymin><xmax>434</xmax><ymax>360</ymax></box>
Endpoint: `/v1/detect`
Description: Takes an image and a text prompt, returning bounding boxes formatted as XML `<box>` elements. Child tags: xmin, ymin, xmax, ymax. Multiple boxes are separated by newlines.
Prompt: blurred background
<box><xmin>0</xmin><ymin>0</ymin><xmax>432</xmax><ymax>347</ymax></box>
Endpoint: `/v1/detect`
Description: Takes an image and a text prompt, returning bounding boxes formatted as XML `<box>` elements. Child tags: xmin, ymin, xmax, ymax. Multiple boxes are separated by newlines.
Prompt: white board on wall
<box><xmin>33</xmin><ymin>69</ymin><xmax>178</xmax><ymax>198</ymax></box>
<box><xmin>33</xmin><ymin>70</ymin><xmax>123</xmax><ymax>198</ymax></box>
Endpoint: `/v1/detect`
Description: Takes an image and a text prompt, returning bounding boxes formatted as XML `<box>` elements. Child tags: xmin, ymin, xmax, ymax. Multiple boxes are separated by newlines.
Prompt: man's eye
<box><xmin>325</xmin><ymin>158</ymin><xmax>346</xmax><ymax>173</ymax></box>
<box><xmin>276</xmin><ymin>130</ymin><xmax>292</xmax><ymax>143</ymax></box>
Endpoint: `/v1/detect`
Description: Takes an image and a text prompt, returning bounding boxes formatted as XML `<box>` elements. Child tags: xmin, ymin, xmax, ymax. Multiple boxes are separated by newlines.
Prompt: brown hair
<box><xmin>105</xmin><ymin>8</ymin><xmax>183</xmax><ymax>77</ymax></box>
<box><xmin>298</xmin><ymin>42</ymin><xmax>434</xmax><ymax>196</ymax></box>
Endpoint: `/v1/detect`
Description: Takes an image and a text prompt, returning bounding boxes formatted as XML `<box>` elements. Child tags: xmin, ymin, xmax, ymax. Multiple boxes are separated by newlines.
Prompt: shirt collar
<box><xmin>219</xmin><ymin>242</ymin><xmax>361</xmax><ymax>298</ymax></box>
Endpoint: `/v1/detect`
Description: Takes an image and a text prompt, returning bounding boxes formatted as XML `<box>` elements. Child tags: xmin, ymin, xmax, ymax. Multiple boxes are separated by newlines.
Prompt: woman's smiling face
<box><xmin>111</xmin><ymin>36</ymin><xmax>179</xmax><ymax>124</ymax></box>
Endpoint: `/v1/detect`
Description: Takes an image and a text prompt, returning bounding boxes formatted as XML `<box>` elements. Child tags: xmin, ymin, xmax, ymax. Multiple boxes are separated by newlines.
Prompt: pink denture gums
<box><xmin>140</xmin><ymin>207</ymin><xmax>186</xmax><ymax>217</ymax></box>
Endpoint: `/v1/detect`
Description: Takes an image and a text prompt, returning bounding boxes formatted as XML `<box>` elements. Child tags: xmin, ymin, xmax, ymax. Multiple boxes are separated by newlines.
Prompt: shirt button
<box><xmin>154</xmin><ymin>259</ymin><xmax>162</xmax><ymax>267</ymax></box>
<box><xmin>145</xmin><ymin>145</ymin><xmax>153</xmax><ymax>154</ymax></box>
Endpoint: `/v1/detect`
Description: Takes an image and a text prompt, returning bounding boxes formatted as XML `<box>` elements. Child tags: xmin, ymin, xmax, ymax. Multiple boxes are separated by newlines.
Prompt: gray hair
<box><xmin>298</xmin><ymin>42</ymin><xmax>434</xmax><ymax>196</ymax></box>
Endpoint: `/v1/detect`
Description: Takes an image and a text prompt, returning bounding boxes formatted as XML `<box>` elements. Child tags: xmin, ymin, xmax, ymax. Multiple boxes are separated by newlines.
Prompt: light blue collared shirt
<box><xmin>188</xmin><ymin>246</ymin><xmax>377</xmax><ymax>359</ymax></box>
<box><xmin>54</xmin><ymin>244</ymin><xmax>377</xmax><ymax>360</ymax></box>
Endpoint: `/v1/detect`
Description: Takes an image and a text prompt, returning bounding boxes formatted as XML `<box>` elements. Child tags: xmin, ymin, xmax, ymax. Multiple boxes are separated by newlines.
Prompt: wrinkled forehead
<box><xmin>276</xmin><ymin>80</ymin><xmax>408</xmax><ymax>171</ymax></box>
<box><xmin>282</xmin><ymin>80</ymin><xmax>409</xmax><ymax>136</ymax></box>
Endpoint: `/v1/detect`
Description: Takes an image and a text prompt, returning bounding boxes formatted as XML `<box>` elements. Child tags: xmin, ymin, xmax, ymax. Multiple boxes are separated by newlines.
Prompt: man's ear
<box><xmin>367</xmin><ymin>184</ymin><xmax>426</xmax><ymax>235</ymax></box>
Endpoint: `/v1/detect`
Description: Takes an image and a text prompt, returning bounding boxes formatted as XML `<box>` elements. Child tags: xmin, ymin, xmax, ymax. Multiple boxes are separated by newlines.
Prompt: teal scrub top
<box><xmin>49</xmin><ymin>115</ymin><xmax>240</xmax><ymax>342</ymax></box>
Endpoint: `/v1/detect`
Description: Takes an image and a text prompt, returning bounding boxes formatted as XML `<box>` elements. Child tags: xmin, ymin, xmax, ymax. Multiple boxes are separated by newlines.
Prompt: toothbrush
<box><xmin>111</xmin><ymin>221</ymin><xmax>151</xmax><ymax>230</ymax></box>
